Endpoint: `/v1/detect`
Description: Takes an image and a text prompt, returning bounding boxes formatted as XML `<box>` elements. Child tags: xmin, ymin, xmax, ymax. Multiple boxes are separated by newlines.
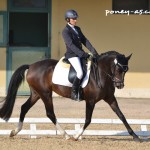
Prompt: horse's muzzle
<box><xmin>114</xmin><ymin>81</ymin><xmax>124</xmax><ymax>89</ymax></box>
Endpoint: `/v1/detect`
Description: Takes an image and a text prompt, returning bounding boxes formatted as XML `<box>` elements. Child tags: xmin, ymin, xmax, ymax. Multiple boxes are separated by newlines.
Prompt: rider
<box><xmin>62</xmin><ymin>9</ymin><xmax>99</xmax><ymax>101</ymax></box>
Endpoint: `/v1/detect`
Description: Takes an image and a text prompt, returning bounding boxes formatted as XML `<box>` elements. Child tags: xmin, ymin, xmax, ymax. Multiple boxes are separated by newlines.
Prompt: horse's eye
<box><xmin>123</xmin><ymin>67</ymin><xmax>128</xmax><ymax>72</ymax></box>
<box><xmin>117</xmin><ymin>64</ymin><xmax>128</xmax><ymax>73</ymax></box>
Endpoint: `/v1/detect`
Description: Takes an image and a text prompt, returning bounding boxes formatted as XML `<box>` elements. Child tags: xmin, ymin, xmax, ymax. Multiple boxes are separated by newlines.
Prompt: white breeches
<box><xmin>68</xmin><ymin>57</ymin><xmax>83</xmax><ymax>79</ymax></box>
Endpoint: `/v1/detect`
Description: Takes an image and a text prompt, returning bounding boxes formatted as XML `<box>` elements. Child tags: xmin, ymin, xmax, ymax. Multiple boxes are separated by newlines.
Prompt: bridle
<box><xmin>104</xmin><ymin>58</ymin><xmax>128</xmax><ymax>86</ymax></box>
<box><xmin>92</xmin><ymin>55</ymin><xmax>128</xmax><ymax>88</ymax></box>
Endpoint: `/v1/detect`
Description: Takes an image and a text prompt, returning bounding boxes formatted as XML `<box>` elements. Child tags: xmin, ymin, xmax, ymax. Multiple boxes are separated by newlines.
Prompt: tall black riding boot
<box><xmin>71</xmin><ymin>77</ymin><xmax>82</xmax><ymax>101</ymax></box>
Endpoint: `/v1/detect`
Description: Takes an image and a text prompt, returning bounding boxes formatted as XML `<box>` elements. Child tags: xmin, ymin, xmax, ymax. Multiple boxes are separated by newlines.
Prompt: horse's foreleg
<box><xmin>107</xmin><ymin>98</ymin><xmax>141</xmax><ymax>142</ymax></box>
<box><xmin>73</xmin><ymin>101</ymin><xmax>95</xmax><ymax>140</ymax></box>
<box><xmin>10</xmin><ymin>92</ymin><xmax>39</xmax><ymax>137</ymax></box>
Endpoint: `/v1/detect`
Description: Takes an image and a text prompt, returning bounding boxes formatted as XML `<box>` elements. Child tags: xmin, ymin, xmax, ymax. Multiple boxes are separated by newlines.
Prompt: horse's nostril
<box><xmin>115</xmin><ymin>82</ymin><xmax>124</xmax><ymax>89</ymax></box>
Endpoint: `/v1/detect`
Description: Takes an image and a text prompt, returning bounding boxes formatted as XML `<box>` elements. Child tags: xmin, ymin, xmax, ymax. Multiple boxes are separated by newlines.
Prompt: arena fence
<box><xmin>0</xmin><ymin>118</ymin><xmax>150</xmax><ymax>139</ymax></box>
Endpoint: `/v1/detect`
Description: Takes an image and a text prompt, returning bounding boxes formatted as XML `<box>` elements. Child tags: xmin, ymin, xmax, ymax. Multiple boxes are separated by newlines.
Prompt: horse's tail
<box><xmin>0</xmin><ymin>64</ymin><xmax>29</xmax><ymax>121</ymax></box>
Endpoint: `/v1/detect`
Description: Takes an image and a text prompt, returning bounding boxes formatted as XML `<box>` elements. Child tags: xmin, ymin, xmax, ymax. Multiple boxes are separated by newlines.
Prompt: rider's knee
<box><xmin>77</xmin><ymin>71</ymin><xmax>83</xmax><ymax>79</ymax></box>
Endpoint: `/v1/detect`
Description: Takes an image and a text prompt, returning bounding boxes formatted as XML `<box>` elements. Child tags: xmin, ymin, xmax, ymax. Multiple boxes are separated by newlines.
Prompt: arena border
<box><xmin>0</xmin><ymin>118</ymin><xmax>150</xmax><ymax>139</ymax></box>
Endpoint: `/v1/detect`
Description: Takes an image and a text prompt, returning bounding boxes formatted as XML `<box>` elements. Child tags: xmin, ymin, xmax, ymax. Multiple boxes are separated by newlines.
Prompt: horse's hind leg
<box><xmin>10</xmin><ymin>90</ymin><xmax>40</xmax><ymax>137</ymax></box>
<box><xmin>41</xmin><ymin>93</ymin><xmax>71</xmax><ymax>140</ymax></box>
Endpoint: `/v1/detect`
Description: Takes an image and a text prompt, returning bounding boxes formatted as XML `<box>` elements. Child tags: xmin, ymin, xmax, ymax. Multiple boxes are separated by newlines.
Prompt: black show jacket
<box><xmin>62</xmin><ymin>24</ymin><xmax>98</xmax><ymax>59</ymax></box>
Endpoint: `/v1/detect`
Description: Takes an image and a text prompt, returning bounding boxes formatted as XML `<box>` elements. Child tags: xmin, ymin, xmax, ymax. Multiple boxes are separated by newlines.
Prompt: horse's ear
<box><xmin>126</xmin><ymin>53</ymin><xmax>132</xmax><ymax>60</ymax></box>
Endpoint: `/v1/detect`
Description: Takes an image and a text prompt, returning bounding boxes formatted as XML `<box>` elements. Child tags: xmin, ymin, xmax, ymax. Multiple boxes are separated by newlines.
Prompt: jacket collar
<box><xmin>66</xmin><ymin>24</ymin><xmax>79</xmax><ymax>35</ymax></box>
<box><xmin>67</xmin><ymin>23</ymin><xmax>74</xmax><ymax>28</ymax></box>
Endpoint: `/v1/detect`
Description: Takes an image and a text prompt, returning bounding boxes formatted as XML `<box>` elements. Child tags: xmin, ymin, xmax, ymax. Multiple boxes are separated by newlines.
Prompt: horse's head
<box><xmin>110</xmin><ymin>53</ymin><xmax>132</xmax><ymax>89</ymax></box>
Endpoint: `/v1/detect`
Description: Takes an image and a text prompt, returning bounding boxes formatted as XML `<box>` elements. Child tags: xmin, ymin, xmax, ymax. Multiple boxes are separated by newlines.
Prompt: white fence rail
<box><xmin>0</xmin><ymin>118</ymin><xmax>150</xmax><ymax>138</ymax></box>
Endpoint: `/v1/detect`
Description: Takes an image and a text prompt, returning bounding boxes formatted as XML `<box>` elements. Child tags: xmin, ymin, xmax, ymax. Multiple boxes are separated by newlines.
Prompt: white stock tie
<box><xmin>73</xmin><ymin>27</ymin><xmax>78</xmax><ymax>35</ymax></box>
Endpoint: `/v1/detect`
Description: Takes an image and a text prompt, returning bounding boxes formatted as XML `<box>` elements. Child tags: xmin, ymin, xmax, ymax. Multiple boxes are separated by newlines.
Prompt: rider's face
<box><xmin>69</xmin><ymin>18</ymin><xmax>77</xmax><ymax>26</ymax></box>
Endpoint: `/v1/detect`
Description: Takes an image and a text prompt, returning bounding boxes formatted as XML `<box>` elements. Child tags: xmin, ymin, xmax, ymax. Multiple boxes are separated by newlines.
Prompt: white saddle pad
<box><xmin>52</xmin><ymin>57</ymin><xmax>92</xmax><ymax>88</ymax></box>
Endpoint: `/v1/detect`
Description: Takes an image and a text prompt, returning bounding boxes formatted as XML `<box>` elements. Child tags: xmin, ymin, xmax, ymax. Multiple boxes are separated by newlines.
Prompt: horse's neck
<box><xmin>100</xmin><ymin>55</ymin><xmax>115</xmax><ymax>68</ymax></box>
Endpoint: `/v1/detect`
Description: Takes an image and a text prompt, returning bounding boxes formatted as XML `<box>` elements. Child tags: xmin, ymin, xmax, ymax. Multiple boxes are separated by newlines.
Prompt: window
<box><xmin>8</xmin><ymin>0</ymin><xmax>50</xmax><ymax>12</ymax></box>
<box><xmin>12</xmin><ymin>0</ymin><xmax>46</xmax><ymax>8</ymax></box>
<box><xmin>9</xmin><ymin>12</ymin><xmax>48</xmax><ymax>47</ymax></box>
<box><xmin>0</xmin><ymin>12</ymin><xmax>7</xmax><ymax>46</ymax></box>
<box><xmin>8</xmin><ymin>0</ymin><xmax>50</xmax><ymax>47</ymax></box>
<box><xmin>113</xmin><ymin>0</ymin><xmax>150</xmax><ymax>14</ymax></box>
<box><xmin>12</xmin><ymin>0</ymin><xmax>47</xmax><ymax>8</ymax></box>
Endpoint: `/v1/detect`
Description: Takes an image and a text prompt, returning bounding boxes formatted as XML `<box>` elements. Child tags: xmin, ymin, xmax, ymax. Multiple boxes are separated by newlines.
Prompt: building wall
<box><xmin>0</xmin><ymin>48</ymin><xmax>6</xmax><ymax>96</ymax></box>
<box><xmin>0</xmin><ymin>0</ymin><xmax>150</xmax><ymax>97</ymax></box>
<box><xmin>51</xmin><ymin>0</ymin><xmax>150</xmax><ymax>73</ymax></box>
<box><xmin>51</xmin><ymin>0</ymin><xmax>150</xmax><ymax>97</ymax></box>
<box><xmin>0</xmin><ymin>0</ymin><xmax>7</xmax><ymax>10</ymax></box>
<box><xmin>0</xmin><ymin>0</ymin><xmax>7</xmax><ymax>96</ymax></box>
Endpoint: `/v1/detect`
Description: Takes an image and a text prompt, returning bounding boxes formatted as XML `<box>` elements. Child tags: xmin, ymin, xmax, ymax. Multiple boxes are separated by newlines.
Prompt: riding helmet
<box><xmin>65</xmin><ymin>9</ymin><xmax>79</xmax><ymax>20</ymax></box>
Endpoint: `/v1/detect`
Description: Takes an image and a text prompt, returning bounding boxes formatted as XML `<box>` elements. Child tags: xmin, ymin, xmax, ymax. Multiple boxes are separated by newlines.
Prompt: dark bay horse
<box><xmin>0</xmin><ymin>51</ymin><xmax>141</xmax><ymax>141</ymax></box>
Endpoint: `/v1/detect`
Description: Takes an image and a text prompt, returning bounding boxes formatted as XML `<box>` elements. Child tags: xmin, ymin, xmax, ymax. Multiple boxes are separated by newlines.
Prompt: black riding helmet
<box><xmin>65</xmin><ymin>9</ymin><xmax>79</xmax><ymax>21</ymax></box>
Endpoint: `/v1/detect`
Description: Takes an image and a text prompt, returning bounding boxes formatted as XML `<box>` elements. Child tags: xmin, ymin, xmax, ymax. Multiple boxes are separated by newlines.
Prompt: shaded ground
<box><xmin>0</xmin><ymin>97</ymin><xmax>150</xmax><ymax>150</ymax></box>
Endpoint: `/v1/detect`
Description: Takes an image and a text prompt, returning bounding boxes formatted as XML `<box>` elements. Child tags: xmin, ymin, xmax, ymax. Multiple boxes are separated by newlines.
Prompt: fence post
<box><xmin>75</xmin><ymin>124</ymin><xmax>82</xmax><ymax>139</ymax></box>
<box><xmin>140</xmin><ymin>125</ymin><xmax>148</xmax><ymax>140</ymax></box>
<box><xmin>30</xmin><ymin>124</ymin><xmax>37</xmax><ymax>139</ymax></box>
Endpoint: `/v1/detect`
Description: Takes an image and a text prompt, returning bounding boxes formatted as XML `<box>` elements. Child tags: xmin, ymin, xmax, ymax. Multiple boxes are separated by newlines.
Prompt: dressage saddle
<box><xmin>62</xmin><ymin>58</ymin><xmax>87</xmax><ymax>84</ymax></box>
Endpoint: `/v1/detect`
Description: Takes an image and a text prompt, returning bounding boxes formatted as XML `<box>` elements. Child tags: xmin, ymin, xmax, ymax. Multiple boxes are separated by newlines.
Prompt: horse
<box><xmin>0</xmin><ymin>51</ymin><xmax>141</xmax><ymax>142</ymax></box>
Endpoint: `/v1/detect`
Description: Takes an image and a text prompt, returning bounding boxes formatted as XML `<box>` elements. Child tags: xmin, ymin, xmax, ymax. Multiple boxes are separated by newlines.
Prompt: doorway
<box><xmin>7</xmin><ymin>0</ymin><xmax>51</xmax><ymax>95</ymax></box>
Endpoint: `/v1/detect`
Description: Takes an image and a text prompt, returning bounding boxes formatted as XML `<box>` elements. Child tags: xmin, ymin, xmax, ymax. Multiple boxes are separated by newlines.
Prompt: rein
<box><xmin>103</xmin><ymin>69</ymin><xmax>122</xmax><ymax>83</ymax></box>
<box><xmin>92</xmin><ymin>58</ymin><xmax>102</xmax><ymax>88</ymax></box>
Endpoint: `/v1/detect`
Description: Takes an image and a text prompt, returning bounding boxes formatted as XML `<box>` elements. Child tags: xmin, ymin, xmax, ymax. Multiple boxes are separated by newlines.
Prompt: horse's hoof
<box><xmin>10</xmin><ymin>130</ymin><xmax>16</xmax><ymax>137</ymax></box>
<box><xmin>133</xmin><ymin>137</ymin><xmax>142</xmax><ymax>142</ymax></box>
<box><xmin>71</xmin><ymin>137</ymin><xmax>78</xmax><ymax>141</ymax></box>
<box><xmin>67</xmin><ymin>136</ymin><xmax>78</xmax><ymax>141</ymax></box>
